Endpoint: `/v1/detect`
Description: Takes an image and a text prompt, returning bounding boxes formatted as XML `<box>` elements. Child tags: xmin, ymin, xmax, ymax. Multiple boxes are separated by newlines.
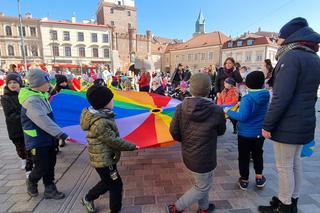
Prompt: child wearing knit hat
<box><xmin>80</xmin><ymin>85</ymin><xmax>138</xmax><ymax>213</ymax></box>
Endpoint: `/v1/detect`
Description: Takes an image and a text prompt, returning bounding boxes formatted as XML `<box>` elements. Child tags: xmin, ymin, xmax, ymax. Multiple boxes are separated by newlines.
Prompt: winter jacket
<box><xmin>263</xmin><ymin>26</ymin><xmax>320</xmax><ymax>145</ymax></box>
<box><xmin>175</xmin><ymin>90</ymin><xmax>191</xmax><ymax>101</ymax></box>
<box><xmin>0</xmin><ymin>87</ymin><xmax>24</xmax><ymax>140</ymax></box>
<box><xmin>138</xmin><ymin>72</ymin><xmax>151</xmax><ymax>88</ymax></box>
<box><xmin>171</xmin><ymin>69</ymin><xmax>184</xmax><ymax>85</ymax></box>
<box><xmin>217</xmin><ymin>87</ymin><xmax>239</xmax><ymax>106</ymax></box>
<box><xmin>215</xmin><ymin>68</ymin><xmax>243</xmax><ymax>93</ymax></box>
<box><xmin>50</xmin><ymin>85</ymin><xmax>71</xmax><ymax>96</ymax></box>
<box><xmin>151</xmin><ymin>86</ymin><xmax>165</xmax><ymax>96</ymax></box>
<box><xmin>18</xmin><ymin>88</ymin><xmax>68</xmax><ymax>150</ymax></box>
<box><xmin>80</xmin><ymin>107</ymin><xmax>136</xmax><ymax>168</ymax></box>
<box><xmin>183</xmin><ymin>70</ymin><xmax>192</xmax><ymax>81</ymax></box>
<box><xmin>170</xmin><ymin>97</ymin><xmax>226</xmax><ymax>173</ymax></box>
<box><xmin>227</xmin><ymin>89</ymin><xmax>270</xmax><ymax>138</ymax></box>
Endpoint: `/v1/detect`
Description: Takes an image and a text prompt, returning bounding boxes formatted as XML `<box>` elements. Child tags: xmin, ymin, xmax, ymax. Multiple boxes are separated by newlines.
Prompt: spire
<box><xmin>195</xmin><ymin>10</ymin><xmax>205</xmax><ymax>35</ymax></box>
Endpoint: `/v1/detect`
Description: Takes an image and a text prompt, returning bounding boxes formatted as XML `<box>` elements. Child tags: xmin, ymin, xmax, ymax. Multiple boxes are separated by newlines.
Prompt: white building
<box><xmin>40</xmin><ymin>18</ymin><xmax>112</xmax><ymax>68</ymax></box>
<box><xmin>221</xmin><ymin>36</ymin><xmax>278</xmax><ymax>72</ymax></box>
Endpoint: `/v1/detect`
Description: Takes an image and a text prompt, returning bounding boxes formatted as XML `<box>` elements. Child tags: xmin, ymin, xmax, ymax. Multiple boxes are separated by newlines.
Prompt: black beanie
<box><xmin>245</xmin><ymin>71</ymin><xmax>265</xmax><ymax>89</ymax></box>
<box><xmin>86</xmin><ymin>85</ymin><xmax>114</xmax><ymax>110</ymax></box>
<box><xmin>55</xmin><ymin>74</ymin><xmax>68</xmax><ymax>85</ymax></box>
<box><xmin>279</xmin><ymin>17</ymin><xmax>308</xmax><ymax>40</ymax></box>
<box><xmin>224</xmin><ymin>77</ymin><xmax>236</xmax><ymax>87</ymax></box>
<box><xmin>6</xmin><ymin>72</ymin><xmax>23</xmax><ymax>86</ymax></box>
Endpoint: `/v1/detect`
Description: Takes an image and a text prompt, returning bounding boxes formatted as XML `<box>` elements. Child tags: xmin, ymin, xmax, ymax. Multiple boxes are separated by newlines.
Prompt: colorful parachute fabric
<box><xmin>301</xmin><ymin>140</ymin><xmax>316</xmax><ymax>158</ymax></box>
<box><xmin>50</xmin><ymin>89</ymin><xmax>181</xmax><ymax>148</ymax></box>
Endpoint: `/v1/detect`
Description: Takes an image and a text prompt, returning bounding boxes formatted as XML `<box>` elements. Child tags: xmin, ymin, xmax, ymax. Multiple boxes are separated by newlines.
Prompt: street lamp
<box><xmin>17</xmin><ymin>0</ymin><xmax>28</xmax><ymax>72</ymax></box>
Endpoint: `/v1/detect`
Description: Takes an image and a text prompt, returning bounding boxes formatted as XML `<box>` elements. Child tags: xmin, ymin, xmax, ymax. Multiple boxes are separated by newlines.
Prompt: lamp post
<box><xmin>17</xmin><ymin>0</ymin><xmax>28</xmax><ymax>72</ymax></box>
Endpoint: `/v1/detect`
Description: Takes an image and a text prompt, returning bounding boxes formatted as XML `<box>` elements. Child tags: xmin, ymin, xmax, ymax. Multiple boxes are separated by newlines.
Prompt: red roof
<box><xmin>42</xmin><ymin>20</ymin><xmax>111</xmax><ymax>28</ymax></box>
<box><xmin>222</xmin><ymin>36</ymin><xmax>278</xmax><ymax>49</ymax></box>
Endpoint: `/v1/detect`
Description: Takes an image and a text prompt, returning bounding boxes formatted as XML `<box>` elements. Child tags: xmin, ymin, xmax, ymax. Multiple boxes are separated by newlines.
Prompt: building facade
<box><xmin>0</xmin><ymin>13</ymin><xmax>43</xmax><ymax>68</ymax></box>
<box><xmin>221</xmin><ymin>36</ymin><xmax>278</xmax><ymax>72</ymax></box>
<box><xmin>40</xmin><ymin>19</ymin><xmax>112</xmax><ymax>67</ymax></box>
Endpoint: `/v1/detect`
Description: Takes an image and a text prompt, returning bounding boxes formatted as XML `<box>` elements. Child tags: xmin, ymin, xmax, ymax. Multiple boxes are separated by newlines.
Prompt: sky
<box><xmin>1</xmin><ymin>0</ymin><xmax>320</xmax><ymax>41</ymax></box>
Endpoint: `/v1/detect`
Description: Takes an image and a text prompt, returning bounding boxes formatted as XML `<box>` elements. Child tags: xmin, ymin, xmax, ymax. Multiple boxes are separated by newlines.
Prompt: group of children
<box><xmin>1</xmin><ymin>67</ymin><xmax>270</xmax><ymax>213</ymax></box>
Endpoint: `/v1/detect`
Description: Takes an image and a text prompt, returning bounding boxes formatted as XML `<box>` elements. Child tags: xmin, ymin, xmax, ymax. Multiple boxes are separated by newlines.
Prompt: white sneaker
<box><xmin>25</xmin><ymin>171</ymin><xmax>31</xmax><ymax>178</ymax></box>
<box><xmin>21</xmin><ymin>159</ymin><xmax>26</xmax><ymax>170</ymax></box>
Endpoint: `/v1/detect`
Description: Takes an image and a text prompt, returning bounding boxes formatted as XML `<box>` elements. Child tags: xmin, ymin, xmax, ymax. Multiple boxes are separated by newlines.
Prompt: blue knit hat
<box><xmin>279</xmin><ymin>17</ymin><xmax>308</xmax><ymax>39</ymax></box>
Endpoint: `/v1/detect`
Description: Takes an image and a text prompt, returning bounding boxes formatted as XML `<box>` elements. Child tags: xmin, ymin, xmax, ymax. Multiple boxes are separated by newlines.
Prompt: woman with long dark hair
<box><xmin>264</xmin><ymin>59</ymin><xmax>274</xmax><ymax>88</ymax></box>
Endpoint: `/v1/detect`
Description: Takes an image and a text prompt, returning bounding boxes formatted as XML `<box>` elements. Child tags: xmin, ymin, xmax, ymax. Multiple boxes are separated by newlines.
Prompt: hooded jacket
<box><xmin>170</xmin><ymin>97</ymin><xmax>226</xmax><ymax>173</ymax></box>
<box><xmin>80</xmin><ymin>107</ymin><xmax>136</xmax><ymax>168</ymax></box>
<box><xmin>0</xmin><ymin>87</ymin><xmax>24</xmax><ymax>140</ymax></box>
<box><xmin>263</xmin><ymin>25</ymin><xmax>320</xmax><ymax>145</ymax></box>
<box><xmin>227</xmin><ymin>89</ymin><xmax>270</xmax><ymax>138</ymax></box>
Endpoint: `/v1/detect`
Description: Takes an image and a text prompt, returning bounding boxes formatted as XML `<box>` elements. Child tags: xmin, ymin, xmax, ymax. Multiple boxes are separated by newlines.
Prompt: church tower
<box><xmin>194</xmin><ymin>10</ymin><xmax>205</xmax><ymax>36</ymax></box>
<box><xmin>96</xmin><ymin>0</ymin><xmax>137</xmax><ymax>33</ymax></box>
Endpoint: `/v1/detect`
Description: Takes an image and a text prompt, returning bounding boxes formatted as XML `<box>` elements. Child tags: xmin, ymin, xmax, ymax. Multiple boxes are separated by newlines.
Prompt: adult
<box><xmin>264</xmin><ymin>59</ymin><xmax>274</xmax><ymax>88</ymax></box>
<box><xmin>138</xmin><ymin>69</ymin><xmax>151</xmax><ymax>92</ymax></box>
<box><xmin>171</xmin><ymin>63</ymin><xmax>184</xmax><ymax>89</ymax></box>
<box><xmin>183</xmin><ymin>66</ymin><xmax>192</xmax><ymax>82</ymax></box>
<box><xmin>215</xmin><ymin>57</ymin><xmax>243</xmax><ymax>98</ymax></box>
<box><xmin>259</xmin><ymin>17</ymin><xmax>320</xmax><ymax>213</ymax></box>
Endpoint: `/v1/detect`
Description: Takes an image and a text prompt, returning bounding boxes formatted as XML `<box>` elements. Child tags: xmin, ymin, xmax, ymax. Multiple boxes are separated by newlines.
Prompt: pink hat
<box><xmin>180</xmin><ymin>81</ymin><xmax>188</xmax><ymax>88</ymax></box>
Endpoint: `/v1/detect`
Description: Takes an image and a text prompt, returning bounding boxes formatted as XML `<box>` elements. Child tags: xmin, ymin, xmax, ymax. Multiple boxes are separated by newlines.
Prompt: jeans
<box><xmin>238</xmin><ymin>135</ymin><xmax>264</xmax><ymax>180</ymax></box>
<box><xmin>175</xmin><ymin>170</ymin><xmax>214</xmax><ymax>211</ymax></box>
<box><xmin>273</xmin><ymin>141</ymin><xmax>303</xmax><ymax>205</ymax></box>
<box><xmin>86</xmin><ymin>165</ymin><xmax>123</xmax><ymax>213</ymax></box>
<box><xmin>28</xmin><ymin>146</ymin><xmax>56</xmax><ymax>186</ymax></box>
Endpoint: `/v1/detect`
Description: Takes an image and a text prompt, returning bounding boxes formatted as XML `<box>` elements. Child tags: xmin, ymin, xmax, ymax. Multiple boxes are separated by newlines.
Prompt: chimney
<box><xmin>71</xmin><ymin>12</ymin><xmax>76</xmax><ymax>23</ymax></box>
<box><xmin>25</xmin><ymin>12</ymin><xmax>32</xmax><ymax>18</ymax></box>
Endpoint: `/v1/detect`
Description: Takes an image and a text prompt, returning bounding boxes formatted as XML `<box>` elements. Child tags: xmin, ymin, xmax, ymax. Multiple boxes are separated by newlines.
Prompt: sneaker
<box><xmin>166</xmin><ymin>204</ymin><xmax>183</xmax><ymax>213</ymax></box>
<box><xmin>238</xmin><ymin>178</ymin><xmax>249</xmax><ymax>190</ymax></box>
<box><xmin>44</xmin><ymin>184</ymin><xmax>65</xmax><ymax>200</ymax></box>
<box><xmin>25</xmin><ymin>171</ymin><xmax>31</xmax><ymax>178</ymax></box>
<box><xmin>21</xmin><ymin>159</ymin><xmax>26</xmax><ymax>170</ymax></box>
<box><xmin>26</xmin><ymin>179</ymin><xmax>38</xmax><ymax>197</ymax></box>
<box><xmin>81</xmin><ymin>197</ymin><xmax>96</xmax><ymax>213</ymax></box>
<box><xmin>256</xmin><ymin>176</ymin><xmax>267</xmax><ymax>188</ymax></box>
<box><xmin>196</xmin><ymin>203</ymin><xmax>215</xmax><ymax>213</ymax></box>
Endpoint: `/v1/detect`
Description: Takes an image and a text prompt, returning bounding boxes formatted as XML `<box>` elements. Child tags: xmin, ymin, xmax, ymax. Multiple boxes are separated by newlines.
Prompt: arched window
<box><xmin>5</xmin><ymin>26</ymin><xmax>12</xmax><ymax>36</ymax></box>
<box><xmin>8</xmin><ymin>45</ymin><xmax>14</xmax><ymax>56</ymax></box>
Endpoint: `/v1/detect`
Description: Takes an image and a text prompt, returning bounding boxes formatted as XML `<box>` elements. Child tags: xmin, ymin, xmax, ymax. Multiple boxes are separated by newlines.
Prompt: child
<box><xmin>80</xmin><ymin>85</ymin><xmax>138</xmax><ymax>213</ymax></box>
<box><xmin>175</xmin><ymin>81</ymin><xmax>191</xmax><ymax>101</ymax></box>
<box><xmin>225</xmin><ymin>71</ymin><xmax>270</xmax><ymax>190</ymax></box>
<box><xmin>50</xmin><ymin>74</ymin><xmax>70</xmax><ymax>96</ymax></box>
<box><xmin>151</xmin><ymin>76</ymin><xmax>165</xmax><ymax>95</ymax></box>
<box><xmin>238</xmin><ymin>66</ymin><xmax>250</xmax><ymax>97</ymax></box>
<box><xmin>168</xmin><ymin>73</ymin><xmax>226</xmax><ymax>213</ymax></box>
<box><xmin>123</xmin><ymin>78</ymin><xmax>132</xmax><ymax>91</ymax></box>
<box><xmin>1</xmin><ymin>73</ymin><xmax>33</xmax><ymax>177</ymax></box>
<box><xmin>19</xmin><ymin>69</ymin><xmax>68</xmax><ymax>199</ymax></box>
<box><xmin>217</xmin><ymin>78</ymin><xmax>239</xmax><ymax>133</ymax></box>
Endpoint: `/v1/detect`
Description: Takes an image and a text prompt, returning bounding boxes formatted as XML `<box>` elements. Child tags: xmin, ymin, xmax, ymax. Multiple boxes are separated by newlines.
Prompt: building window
<box><xmin>92</xmin><ymin>48</ymin><xmax>99</xmax><ymax>58</ymax></box>
<box><xmin>245</xmin><ymin>54</ymin><xmax>251</xmax><ymax>62</ymax></box>
<box><xmin>91</xmin><ymin>33</ymin><xmax>98</xmax><ymax>42</ymax></box>
<box><xmin>128</xmin><ymin>11</ymin><xmax>131</xmax><ymax>16</ymax></box>
<box><xmin>188</xmin><ymin>54</ymin><xmax>192</xmax><ymax>61</ymax></box>
<box><xmin>65</xmin><ymin>47</ymin><xmax>72</xmax><ymax>57</ymax></box>
<box><xmin>111</xmin><ymin>21</ymin><xmax>115</xmax><ymax>26</ymax></box>
<box><xmin>51</xmin><ymin>30</ymin><xmax>58</xmax><ymax>40</ymax></box>
<box><xmin>118</xmin><ymin>1</ymin><xmax>121</xmax><ymax>5</ymax></box>
<box><xmin>52</xmin><ymin>45</ymin><xmax>59</xmax><ymax>56</ymax></box>
<box><xmin>63</xmin><ymin>31</ymin><xmax>70</xmax><ymax>41</ymax></box>
<box><xmin>247</xmin><ymin>39</ymin><xmax>254</xmax><ymax>46</ymax></box>
<box><xmin>227</xmin><ymin>42</ymin><xmax>233</xmax><ymax>48</ymax></box>
<box><xmin>5</xmin><ymin>26</ymin><xmax>12</xmax><ymax>36</ymax></box>
<box><xmin>102</xmin><ymin>34</ymin><xmax>109</xmax><ymax>43</ymax></box>
<box><xmin>128</xmin><ymin>23</ymin><xmax>132</xmax><ymax>29</ymax></box>
<box><xmin>79</xmin><ymin>47</ymin><xmax>85</xmax><ymax>57</ymax></box>
<box><xmin>110</xmin><ymin>8</ymin><xmax>114</xmax><ymax>14</ymax></box>
<box><xmin>237</xmin><ymin>41</ymin><xmax>243</xmax><ymax>47</ymax></box>
<box><xmin>256</xmin><ymin>55</ymin><xmax>263</xmax><ymax>61</ymax></box>
<box><xmin>181</xmin><ymin>55</ymin><xmax>185</xmax><ymax>61</ymax></box>
<box><xmin>201</xmin><ymin>53</ymin><xmax>206</xmax><ymax>60</ymax></box>
<box><xmin>209</xmin><ymin>52</ymin><xmax>213</xmax><ymax>60</ymax></box>
<box><xmin>19</xmin><ymin>26</ymin><xmax>26</xmax><ymax>37</ymax></box>
<box><xmin>104</xmin><ymin>48</ymin><xmax>110</xmax><ymax>58</ymax></box>
<box><xmin>31</xmin><ymin>45</ymin><xmax>38</xmax><ymax>57</ymax></box>
<box><xmin>194</xmin><ymin>53</ymin><xmax>198</xmax><ymax>61</ymax></box>
<box><xmin>8</xmin><ymin>45</ymin><xmax>14</xmax><ymax>56</ymax></box>
<box><xmin>78</xmin><ymin>32</ymin><xmax>84</xmax><ymax>41</ymax></box>
<box><xmin>21</xmin><ymin>45</ymin><xmax>28</xmax><ymax>57</ymax></box>
<box><xmin>30</xmin><ymin>27</ymin><xmax>36</xmax><ymax>37</ymax></box>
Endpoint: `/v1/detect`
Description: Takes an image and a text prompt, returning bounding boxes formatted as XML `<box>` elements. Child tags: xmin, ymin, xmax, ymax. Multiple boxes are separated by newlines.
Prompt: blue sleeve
<box><xmin>227</xmin><ymin>96</ymin><xmax>252</xmax><ymax>122</ymax></box>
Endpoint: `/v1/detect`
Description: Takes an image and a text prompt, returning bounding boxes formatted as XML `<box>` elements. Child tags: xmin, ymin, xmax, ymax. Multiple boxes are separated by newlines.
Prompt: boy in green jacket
<box><xmin>80</xmin><ymin>85</ymin><xmax>138</xmax><ymax>213</ymax></box>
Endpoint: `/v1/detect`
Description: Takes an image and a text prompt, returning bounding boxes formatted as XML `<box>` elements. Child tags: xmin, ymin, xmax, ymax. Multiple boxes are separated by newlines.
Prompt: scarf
<box><xmin>275</xmin><ymin>42</ymin><xmax>316</xmax><ymax>60</ymax></box>
<box><xmin>224</xmin><ymin>68</ymin><xmax>234</xmax><ymax>77</ymax></box>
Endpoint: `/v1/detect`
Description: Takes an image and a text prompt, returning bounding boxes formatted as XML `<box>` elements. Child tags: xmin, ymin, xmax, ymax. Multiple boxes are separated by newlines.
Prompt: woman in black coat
<box><xmin>215</xmin><ymin>57</ymin><xmax>243</xmax><ymax>98</ymax></box>
<box><xmin>1</xmin><ymin>73</ymin><xmax>32</xmax><ymax>176</ymax></box>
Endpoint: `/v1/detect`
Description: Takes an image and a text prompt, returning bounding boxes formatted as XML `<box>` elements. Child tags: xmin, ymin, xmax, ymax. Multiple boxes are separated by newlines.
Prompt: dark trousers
<box><xmin>139</xmin><ymin>86</ymin><xmax>150</xmax><ymax>92</ymax></box>
<box><xmin>86</xmin><ymin>165</ymin><xmax>123</xmax><ymax>213</ymax></box>
<box><xmin>230</xmin><ymin>118</ymin><xmax>238</xmax><ymax>132</ymax></box>
<box><xmin>238</xmin><ymin>135</ymin><xmax>264</xmax><ymax>180</ymax></box>
<box><xmin>28</xmin><ymin>146</ymin><xmax>56</xmax><ymax>186</ymax></box>
<box><xmin>11</xmin><ymin>138</ymin><xmax>33</xmax><ymax>172</ymax></box>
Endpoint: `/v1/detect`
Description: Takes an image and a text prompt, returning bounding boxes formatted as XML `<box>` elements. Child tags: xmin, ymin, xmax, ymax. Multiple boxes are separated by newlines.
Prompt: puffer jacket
<box><xmin>170</xmin><ymin>97</ymin><xmax>226</xmax><ymax>173</ymax></box>
<box><xmin>80</xmin><ymin>107</ymin><xmax>136</xmax><ymax>168</ymax></box>
<box><xmin>217</xmin><ymin>87</ymin><xmax>239</xmax><ymax>106</ymax></box>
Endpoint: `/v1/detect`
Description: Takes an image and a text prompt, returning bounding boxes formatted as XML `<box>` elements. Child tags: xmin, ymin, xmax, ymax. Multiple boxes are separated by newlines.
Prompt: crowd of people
<box><xmin>0</xmin><ymin>17</ymin><xmax>319</xmax><ymax>213</ymax></box>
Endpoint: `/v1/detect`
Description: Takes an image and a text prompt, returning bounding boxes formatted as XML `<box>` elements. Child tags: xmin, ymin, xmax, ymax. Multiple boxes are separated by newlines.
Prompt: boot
<box><xmin>44</xmin><ymin>184</ymin><xmax>65</xmax><ymax>200</ymax></box>
<box><xmin>26</xmin><ymin>179</ymin><xmax>38</xmax><ymax>197</ymax></box>
<box><xmin>291</xmin><ymin>198</ymin><xmax>298</xmax><ymax>213</ymax></box>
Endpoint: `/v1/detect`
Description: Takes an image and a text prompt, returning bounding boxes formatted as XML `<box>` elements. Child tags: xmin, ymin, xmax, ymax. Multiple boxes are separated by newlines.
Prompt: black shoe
<box><xmin>238</xmin><ymin>178</ymin><xmax>249</xmax><ymax>191</ymax></box>
<box><xmin>44</xmin><ymin>184</ymin><xmax>65</xmax><ymax>200</ymax></box>
<box><xmin>291</xmin><ymin>198</ymin><xmax>298</xmax><ymax>213</ymax></box>
<box><xmin>276</xmin><ymin>202</ymin><xmax>293</xmax><ymax>213</ymax></box>
<box><xmin>26</xmin><ymin>179</ymin><xmax>38</xmax><ymax>197</ymax></box>
<box><xmin>258</xmin><ymin>199</ymin><xmax>293</xmax><ymax>213</ymax></box>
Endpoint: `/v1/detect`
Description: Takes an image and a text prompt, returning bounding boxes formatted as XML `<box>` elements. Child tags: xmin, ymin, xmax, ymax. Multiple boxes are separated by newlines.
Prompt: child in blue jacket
<box><xmin>225</xmin><ymin>71</ymin><xmax>270</xmax><ymax>190</ymax></box>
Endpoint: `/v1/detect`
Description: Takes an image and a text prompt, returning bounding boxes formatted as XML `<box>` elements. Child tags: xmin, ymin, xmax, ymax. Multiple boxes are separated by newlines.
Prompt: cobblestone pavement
<box><xmin>1</xmin><ymin>101</ymin><xmax>320</xmax><ymax>213</ymax></box>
